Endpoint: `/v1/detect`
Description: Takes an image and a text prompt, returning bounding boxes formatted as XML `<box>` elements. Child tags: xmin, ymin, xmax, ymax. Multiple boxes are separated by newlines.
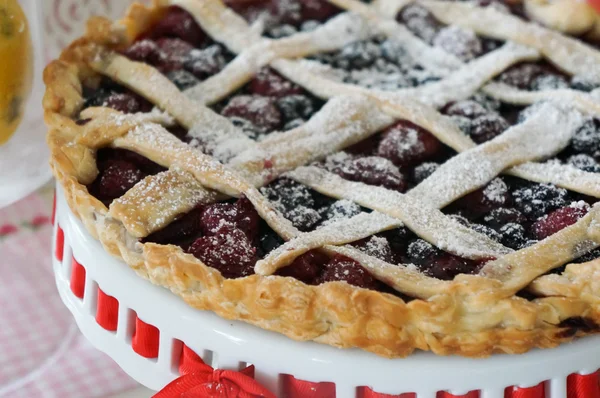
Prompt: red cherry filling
<box><xmin>184</xmin><ymin>45</ymin><xmax>228</xmax><ymax>80</ymax></box>
<box><xmin>405</xmin><ymin>239</ymin><xmax>477</xmax><ymax>280</ymax></box>
<box><xmin>150</xmin><ymin>6</ymin><xmax>206</xmax><ymax>47</ymax></box>
<box><xmin>497</xmin><ymin>62</ymin><xmax>567</xmax><ymax>91</ymax></box>
<box><xmin>124</xmin><ymin>39</ymin><xmax>163</xmax><ymax>64</ymax></box>
<box><xmin>377</xmin><ymin>121</ymin><xmax>442</xmax><ymax>167</ymax></box>
<box><xmin>297</xmin><ymin>0</ymin><xmax>341</xmax><ymax>22</ymax></box>
<box><xmin>187</xmin><ymin>227</ymin><xmax>257</xmax><ymax>278</ymax></box>
<box><xmin>250</xmin><ymin>68</ymin><xmax>304</xmax><ymax>98</ymax></box>
<box><xmin>143</xmin><ymin>207</ymin><xmax>203</xmax><ymax>246</ymax></box>
<box><xmin>97</xmin><ymin>160</ymin><xmax>146</xmax><ymax>200</ymax></box>
<box><xmin>443</xmin><ymin>100</ymin><xmax>489</xmax><ymax>119</ymax></box>
<box><xmin>329</xmin><ymin>156</ymin><xmax>408</xmax><ymax>192</ymax></box>
<box><xmin>156</xmin><ymin>38</ymin><xmax>195</xmax><ymax>72</ymax></box>
<box><xmin>468</xmin><ymin>114</ymin><xmax>510</xmax><ymax>144</ymax></box>
<box><xmin>276</xmin><ymin>250</ymin><xmax>329</xmax><ymax>284</ymax></box>
<box><xmin>352</xmin><ymin>235</ymin><xmax>396</xmax><ymax>264</ymax></box>
<box><xmin>450</xmin><ymin>178</ymin><xmax>510</xmax><ymax>219</ymax></box>
<box><xmin>320</xmin><ymin>255</ymin><xmax>379</xmax><ymax>290</ymax></box>
<box><xmin>222</xmin><ymin>95</ymin><xmax>283</xmax><ymax>133</ymax></box>
<box><xmin>397</xmin><ymin>4</ymin><xmax>442</xmax><ymax>44</ymax></box>
<box><xmin>101</xmin><ymin>92</ymin><xmax>153</xmax><ymax>114</ymax></box>
<box><xmin>531</xmin><ymin>202</ymin><xmax>590</xmax><ymax>240</ymax></box>
<box><xmin>200</xmin><ymin>196</ymin><xmax>260</xmax><ymax>241</ymax></box>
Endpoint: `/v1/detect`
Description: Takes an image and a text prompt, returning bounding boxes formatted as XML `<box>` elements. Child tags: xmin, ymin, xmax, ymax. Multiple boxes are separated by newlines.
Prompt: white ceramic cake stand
<box><xmin>52</xmin><ymin>187</ymin><xmax>600</xmax><ymax>397</ymax></box>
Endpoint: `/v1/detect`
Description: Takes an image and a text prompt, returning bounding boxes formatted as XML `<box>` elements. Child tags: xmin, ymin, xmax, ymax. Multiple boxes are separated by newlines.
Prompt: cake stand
<box><xmin>51</xmin><ymin>187</ymin><xmax>600</xmax><ymax>397</ymax></box>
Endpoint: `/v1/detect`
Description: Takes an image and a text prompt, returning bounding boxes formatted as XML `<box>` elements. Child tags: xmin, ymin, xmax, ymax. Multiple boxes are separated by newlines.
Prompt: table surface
<box><xmin>0</xmin><ymin>181</ymin><xmax>154</xmax><ymax>398</ymax></box>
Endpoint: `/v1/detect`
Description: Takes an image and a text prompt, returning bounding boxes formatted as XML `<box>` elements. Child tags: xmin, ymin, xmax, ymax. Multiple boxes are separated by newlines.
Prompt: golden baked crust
<box><xmin>44</xmin><ymin>0</ymin><xmax>600</xmax><ymax>358</ymax></box>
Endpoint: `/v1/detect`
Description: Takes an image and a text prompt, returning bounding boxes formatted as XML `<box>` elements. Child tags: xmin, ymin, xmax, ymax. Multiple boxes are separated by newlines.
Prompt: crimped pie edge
<box><xmin>43</xmin><ymin>0</ymin><xmax>600</xmax><ymax>358</ymax></box>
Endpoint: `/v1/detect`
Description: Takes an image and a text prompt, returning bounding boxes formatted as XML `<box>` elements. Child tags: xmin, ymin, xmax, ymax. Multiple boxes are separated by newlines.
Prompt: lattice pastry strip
<box><xmin>482</xmin><ymin>205</ymin><xmax>600</xmax><ymax>295</ymax></box>
<box><xmin>290</xmin><ymin>0</ymin><xmax>600</xmax><ymax>196</ymax></box>
<box><xmin>328</xmin><ymin>0</ymin><xmax>600</xmax><ymax>115</ymax></box>
<box><xmin>109</xmin><ymin>170</ymin><xmax>218</xmax><ymax>238</ymax></box>
<box><xmin>407</xmin><ymin>102</ymin><xmax>585</xmax><ymax>208</ymax></box>
<box><xmin>79</xmin><ymin>0</ymin><xmax>598</xmax><ymax>299</ymax></box>
<box><xmin>230</xmin><ymin>95</ymin><xmax>395</xmax><ymax>186</ymax></box>
<box><xmin>43</xmin><ymin>0</ymin><xmax>600</xmax><ymax>359</ymax></box>
<box><xmin>420</xmin><ymin>0</ymin><xmax>600</xmax><ymax>82</ymax></box>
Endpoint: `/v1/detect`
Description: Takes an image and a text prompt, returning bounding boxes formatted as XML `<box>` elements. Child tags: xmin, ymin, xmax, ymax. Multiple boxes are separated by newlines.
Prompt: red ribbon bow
<box><xmin>154</xmin><ymin>346</ymin><xmax>276</xmax><ymax>398</ymax></box>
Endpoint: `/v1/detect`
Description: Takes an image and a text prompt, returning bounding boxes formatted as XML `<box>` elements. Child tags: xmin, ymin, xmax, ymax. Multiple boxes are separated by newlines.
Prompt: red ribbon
<box><xmin>154</xmin><ymin>345</ymin><xmax>275</xmax><ymax>398</ymax></box>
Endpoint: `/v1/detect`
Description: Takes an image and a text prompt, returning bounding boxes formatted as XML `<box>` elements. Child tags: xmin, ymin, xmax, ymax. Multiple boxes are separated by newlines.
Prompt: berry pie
<box><xmin>44</xmin><ymin>0</ymin><xmax>600</xmax><ymax>358</ymax></box>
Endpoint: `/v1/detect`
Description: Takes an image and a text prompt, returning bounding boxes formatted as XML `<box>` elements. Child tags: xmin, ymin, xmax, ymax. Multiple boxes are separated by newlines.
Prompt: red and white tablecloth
<box><xmin>0</xmin><ymin>191</ymin><xmax>136</xmax><ymax>397</ymax></box>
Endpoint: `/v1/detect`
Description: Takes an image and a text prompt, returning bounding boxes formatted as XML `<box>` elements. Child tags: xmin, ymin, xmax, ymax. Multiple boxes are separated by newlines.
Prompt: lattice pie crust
<box><xmin>44</xmin><ymin>0</ymin><xmax>600</xmax><ymax>358</ymax></box>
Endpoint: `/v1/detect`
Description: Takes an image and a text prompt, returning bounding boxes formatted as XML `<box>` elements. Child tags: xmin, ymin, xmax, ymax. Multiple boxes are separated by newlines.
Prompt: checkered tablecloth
<box><xmin>0</xmin><ymin>189</ymin><xmax>136</xmax><ymax>397</ymax></box>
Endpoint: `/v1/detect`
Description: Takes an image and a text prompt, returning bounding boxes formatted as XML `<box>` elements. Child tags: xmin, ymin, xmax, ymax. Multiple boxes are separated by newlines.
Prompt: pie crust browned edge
<box><xmin>43</xmin><ymin>0</ymin><xmax>600</xmax><ymax>358</ymax></box>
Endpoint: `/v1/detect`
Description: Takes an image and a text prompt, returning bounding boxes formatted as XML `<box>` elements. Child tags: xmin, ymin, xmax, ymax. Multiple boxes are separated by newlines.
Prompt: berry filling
<box><xmin>80</xmin><ymin>1</ymin><xmax>600</xmax><ymax>291</ymax></box>
<box><xmin>224</xmin><ymin>0</ymin><xmax>341</xmax><ymax>31</ymax></box>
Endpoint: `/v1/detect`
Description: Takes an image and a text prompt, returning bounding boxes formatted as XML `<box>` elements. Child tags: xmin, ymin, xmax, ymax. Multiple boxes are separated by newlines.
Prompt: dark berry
<box><xmin>497</xmin><ymin>63</ymin><xmax>546</xmax><ymax>89</ymax></box>
<box><xmin>228</xmin><ymin>117</ymin><xmax>263</xmax><ymax>140</ymax></box>
<box><xmin>397</xmin><ymin>5</ymin><xmax>441</xmax><ymax>44</ymax></box>
<box><xmin>200</xmin><ymin>195</ymin><xmax>260</xmax><ymax>240</ymax></box>
<box><xmin>321</xmin><ymin>199</ymin><xmax>362</xmax><ymax>226</ymax></box>
<box><xmin>567</xmin><ymin>154</ymin><xmax>600</xmax><ymax>173</ymax></box>
<box><xmin>97</xmin><ymin>160</ymin><xmax>145</xmax><ymax>199</ymax></box>
<box><xmin>155</xmin><ymin>37</ymin><xmax>195</xmax><ymax>72</ymax></box>
<box><xmin>380</xmin><ymin>39</ymin><xmax>410</xmax><ymax>66</ymax></box>
<box><xmin>99</xmin><ymin>148</ymin><xmax>166</xmax><ymax>175</ymax></box>
<box><xmin>152</xmin><ymin>6</ymin><xmax>206</xmax><ymax>47</ymax></box>
<box><xmin>183</xmin><ymin>45</ymin><xmax>228</xmax><ymax>80</ymax></box>
<box><xmin>470</xmin><ymin>92</ymin><xmax>501</xmax><ymax>112</ymax></box>
<box><xmin>123</xmin><ymin>39</ymin><xmax>163</xmax><ymax>64</ymax></box>
<box><xmin>329</xmin><ymin>156</ymin><xmax>407</xmax><ymax>192</ymax></box>
<box><xmin>470</xmin><ymin>223</ymin><xmax>502</xmax><ymax>242</ymax></box>
<box><xmin>570</xmin><ymin>118</ymin><xmax>600</xmax><ymax>155</ymax></box>
<box><xmin>261</xmin><ymin>178</ymin><xmax>322</xmax><ymax>231</ymax></box>
<box><xmin>424</xmin><ymin>253</ymin><xmax>475</xmax><ymax>280</ymax></box>
<box><xmin>298</xmin><ymin>0</ymin><xmax>340</xmax><ymax>21</ymax></box>
<box><xmin>377</xmin><ymin>121</ymin><xmax>441</xmax><ymax>167</ymax></box>
<box><xmin>259</xmin><ymin>228</ymin><xmax>284</xmax><ymax>256</ymax></box>
<box><xmin>143</xmin><ymin>207</ymin><xmax>203</xmax><ymax>245</ymax></box>
<box><xmin>531</xmin><ymin>74</ymin><xmax>569</xmax><ymax>91</ymax></box>
<box><xmin>166</xmin><ymin>69</ymin><xmax>200</xmax><ymax>91</ymax></box>
<box><xmin>443</xmin><ymin>100</ymin><xmax>488</xmax><ymax>119</ymax></box>
<box><xmin>276</xmin><ymin>250</ymin><xmax>329</xmax><ymax>284</ymax></box>
<box><xmin>484</xmin><ymin>207</ymin><xmax>527</xmax><ymax>230</ymax></box>
<box><xmin>250</xmin><ymin>68</ymin><xmax>303</xmax><ymax>98</ymax></box>
<box><xmin>103</xmin><ymin>92</ymin><xmax>152</xmax><ymax>114</ymax></box>
<box><xmin>498</xmin><ymin>223</ymin><xmax>527</xmax><ymax>249</ymax></box>
<box><xmin>406</xmin><ymin>239</ymin><xmax>440</xmax><ymax>265</ymax></box>
<box><xmin>531</xmin><ymin>203</ymin><xmax>590</xmax><ymax>240</ymax></box>
<box><xmin>512</xmin><ymin>183</ymin><xmax>568</xmax><ymax>219</ymax></box>
<box><xmin>432</xmin><ymin>26</ymin><xmax>482</xmax><ymax>62</ymax></box>
<box><xmin>276</xmin><ymin>95</ymin><xmax>315</xmax><ymax>122</ymax></box>
<box><xmin>469</xmin><ymin>114</ymin><xmax>509</xmax><ymax>144</ymax></box>
<box><xmin>379</xmin><ymin>227</ymin><xmax>413</xmax><ymax>256</ymax></box>
<box><xmin>222</xmin><ymin>95</ymin><xmax>282</xmax><ymax>133</ymax></box>
<box><xmin>412</xmin><ymin>162</ymin><xmax>439</xmax><ymax>184</ymax></box>
<box><xmin>572</xmin><ymin>248</ymin><xmax>600</xmax><ymax>264</ymax></box>
<box><xmin>334</xmin><ymin>40</ymin><xmax>382</xmax><ymax>70</ymax></box>
<box><xmin>452</xmin><ymin>178</ymin><xmax>510</xmax><ymax>219</ymax></box>
<box><xmin>187</xmin><ymin>227</ymin><xmax>257</xmax><ymax>278</ymax></box>
<box><xmin>571</xmin><ymin>75</ymin><xmax>600</xmax><ymax>92</ymax></box>
<box><xmin>352</xmin><ymin>235</ymin><xmax>396</xmax><ymax>264</ymax></box>
<box><xmin>319</xmin><ymin>255</ymin><xmax>378</xmax><ymax>290</ymax></box>
<box><xmin>83</xmin><ymin>88</ymin><xmax>113</xmax><ymax>109</ymax></box>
